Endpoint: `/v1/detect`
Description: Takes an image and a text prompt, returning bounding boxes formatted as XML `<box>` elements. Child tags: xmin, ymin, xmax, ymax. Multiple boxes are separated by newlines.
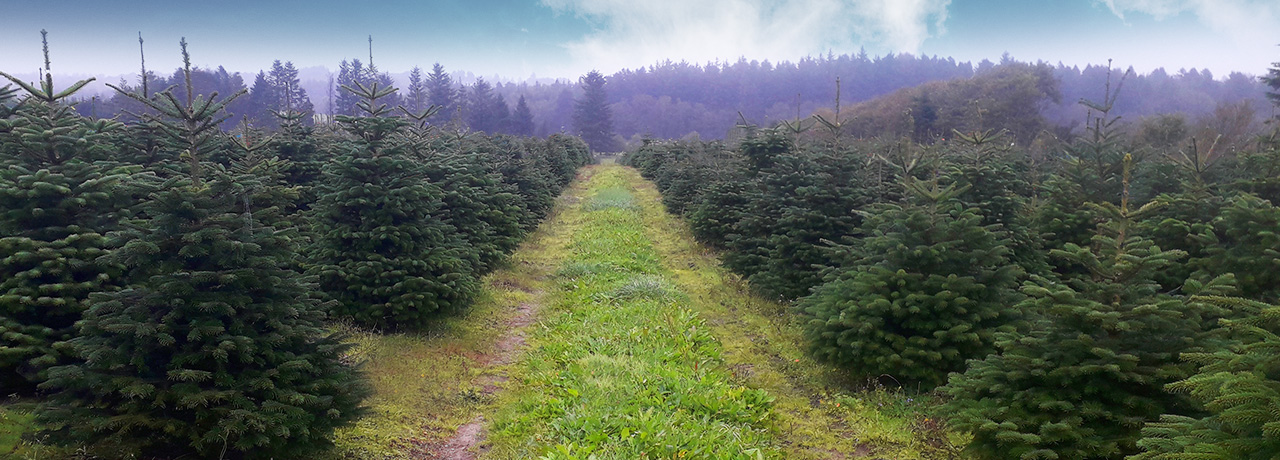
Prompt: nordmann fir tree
<box><xmin>801</xmin><ymin>157</ymin><xmax>1023</xmax><ymax>388</ymax></box>
<box><xmin>310</xmin><ymin>77</ymin><xmax>478</xmax><ymax>330</ymax></box>
<box><xmin>0</xmin><ymin>30</ymin><xmax>134</xmax><ymax>391</ymax></box>
<box><xmin>1131</xmin><ymin>295</ymin><xmax>1280</xmax><ymax>459</ymax></box>
<box><xmin>401</xmin><ymin>128</ymin><xmax>528</xmax><ymax>275</ymax></box>
<box><xmin>943</xmin><ymin>155</ymin><xmax>1212</xmax><ymax>459</ymax></box>
<box><xmin>37</xmin><ymin>39</ymin><xmax>368</xmax><ymax>459</ymax></box>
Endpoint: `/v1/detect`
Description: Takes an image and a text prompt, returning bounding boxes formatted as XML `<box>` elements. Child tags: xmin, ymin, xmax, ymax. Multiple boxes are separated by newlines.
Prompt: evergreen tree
<box><xmin>466</xmin><ymin>78</ymin><xmax>504</xmax><ymax>133</ymax></box>
<box><xmin>310</xmin><ymin>76</ymin><xmax>478</xmax><ymax>330</ymax></box>
<box><xmin>1194</xmin><ymin>194</ymin><xmax>1280</xmax><ymax>302</ymax></box>
<box><xmin>426</xmin><ymin>63</ymin><xmax>456</xmax><ymax>123</ymax></box>
<box><xmin>511</xmin><ymin>94</ymin><xmax>535</xmax><ymax>136</ymax></box>
<box><xmin>0</xmin><ymin>32</ymin><xmax>131</xmax><ymax>390</ymax></box>
<box><xmin>245</xmin><ymin>70</ymin><xmax>275</xmax><ymax>127</ymax></box>
<box><xmin>801</xmin><ymin>175</ymin><xmax>1023</xmax><ymax>388</ymax></box>
<box><xmin>406</xmin><ymin>65</ymin><xmax>426</xmax><ymax>114</ymax></box>
<box><xmin>267</xmin><ymin>60</ymin><xmax>314</xmax><ymax>123</ymax></box>
<box><xmin>1263</xmin><ymin>54</ymin><xmax>1280</xmax><ymax>107</ymax></box>
<box><xmin>944</xmin><ymin>130</ymin><xmax>1047</xmax><ymax>276</ymax></box>
<box><xmin>1132</xmin><ymin>296</ymin><xmax>1280</xmax><ymax>460</ymax></box>
<box><xmin>37</xmin><ymin>39</ymin><xmax>368</xmax><ymax>459</ymax></box>
<box><xmin>333</xmin><ymin>59</ymin><xmax>364</xmax><ymax>116</ymax></box>
<box><xmin>943</xmin><ymin>156</ymin><xmax>1210</xmax><ymax>459</ymax></box>
<box><xmin>573</xmin><ymin>70</ymin><xmax>616</xmax><ymax>152</ymax></box>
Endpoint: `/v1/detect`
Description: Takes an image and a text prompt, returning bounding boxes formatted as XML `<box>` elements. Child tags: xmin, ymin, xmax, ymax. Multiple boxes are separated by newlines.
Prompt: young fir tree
<box><xmin>0</xmin><ymin>31</ymin><xmax>132</xmax><ymax>390</ymax></box>
<box><xmin>944</xmin><ymin>129</ymin><xmax>1048</xmax><ymax>276</ymax></box>
<box><xmin>943</xmin><ymin>156</ymin><xmax>1211</xmax><ymax>459</ymax></box>
<box><xmin>1132</xmin><ymin>295</ymin><xmax>1280</xmax><ymax>460</ymax></box>
<box><xmin>401</xmin><ymin>128</ymin><xmax>528</xmax><ymax>274</ymax></box>
<box><xmin>310</xmin><ymin>77</ymin><xmax>478</xmax><ymax>330</ymax></box>
<box><xmin>1140</xmin><ymin>136</ymin><xmax>1225</xmax><ymax>291</ymax></box>
<box><xmin>37</xmin><ymin>39</ymin><xmax>368</xmax><ymax>458</ymax></box>
<box><xmin>801</xmin><ymin>172</ymin><xmax>1023</xmax><ymax>388</ymax></box>
<box><xmin>1193</xmin><ymin>194</ymin><xmax>1280</xmax><ymax>302</ymax></box>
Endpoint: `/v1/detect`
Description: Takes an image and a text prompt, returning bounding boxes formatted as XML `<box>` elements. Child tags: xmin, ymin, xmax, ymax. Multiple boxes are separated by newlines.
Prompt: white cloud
<box><xmin>540</xmin><ymin>0</ymin><xmax>951</xmax><ymax>76</ymax></box>
<box><xmin>1098</xmin><ymin>0</ymin><xmax>1279</xmax><ymax>49</ymax></box>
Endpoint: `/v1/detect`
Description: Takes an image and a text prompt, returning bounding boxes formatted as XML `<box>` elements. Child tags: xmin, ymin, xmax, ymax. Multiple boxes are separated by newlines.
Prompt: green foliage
<box><xmin>801</xmin><ymin>178</ymin><xmax>1023</xmax><ymax>388</ymax></box>
<box><xmin>310</xmin><ymin>79</ymin><xmax>478</xmax><ymax>330</ymax></box>
<box><xmin>944</xmin><ymin>129</ymin><xmax>1046</xmax><ymax>275</ymax></box>
<box><xmin>1195</xmin><ymin>194</ymin><xmax>1280</xmax><ymax>302</ymax></box>
<box><xmin>942</xmin><ymin>165</ymin><xmax>1214</xmax><ymax>459</ymax></box>
<box><xmin>0</xmin><ymin>35</ymin><xmax>134</xmax><ymax>391</ymax></box>
<box><xmin>38</xmin><ymin>169</ymin><xmax>368</xmax><ymax>459</ymax></box>
<box><xmin>29</xmin><ymin>42</ymin><xmax>368</xmax><ymax>458</ymax></box>
<box><xmin>1132</xmin><ymin>296</ymin><xmax>1280</xmax><ymax>460</ymax></box>
<box><xmin>573</xmin><ymin>70</ymin><xmax>617</xmax><ymax>152</ymax></box>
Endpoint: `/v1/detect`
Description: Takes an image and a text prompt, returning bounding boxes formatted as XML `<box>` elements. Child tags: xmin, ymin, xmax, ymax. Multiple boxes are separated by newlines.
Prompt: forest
<box><xmin>3</xmin><ymin>23</ymin><xmax>1280</xmax><ymax>460</ymax></box>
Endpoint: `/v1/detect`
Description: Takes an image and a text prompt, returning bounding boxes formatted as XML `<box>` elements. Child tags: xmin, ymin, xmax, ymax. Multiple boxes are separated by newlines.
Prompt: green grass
<box><xmin>486</xmin><ymin>167</ymin><xmax>776</xmax><ymax>459</ymax></box>
<box><xmin>627</xmin><ymin>166</ymin><xmax>968</xmax><ymax>459</ymax></box>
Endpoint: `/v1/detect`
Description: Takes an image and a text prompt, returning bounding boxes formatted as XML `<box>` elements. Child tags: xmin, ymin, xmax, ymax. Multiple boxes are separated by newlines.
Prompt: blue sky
<box><xmin>0</xmin><ymin>0</ymin><xmax>1276</xmax><ymax>81</ymax></box>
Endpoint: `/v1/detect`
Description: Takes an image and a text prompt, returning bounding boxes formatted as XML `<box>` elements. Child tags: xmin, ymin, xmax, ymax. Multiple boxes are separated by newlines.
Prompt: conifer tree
<box><xmin>1264</xmin><ymin>54</ymin><xmax>1280</xmax><ymax>107</ymax></box>
<box><xmin>0</xmin><ymin>31</ymin><xmax>131</xmax><ymax>390</ymax></box>
<box><xmin>1194</xmin><ymin>194</ymin><xmax>1280</xmax><ymax>302</ymax></box>
<box><xmin>1132</xmin><ymin>295</ymin><xmax>1280</xmax><ymax>460</ymax></box>
<box><xmin>944</xmin><ymin>129</ymin><xmax>1047</xmax><ymax>275</ymax></box>
<box><xmin>310</xmin><ymin>76</ymin><xmax>478</xmax><ymax>330</ymax></box>
<box><xmin>943</xmin><ymin>156</ymin><xmax>1210</xmax><ymax>459</ymax></box>
<box><xmin>406</xmin><ymin>65</ymin><xmax>426</xmax><ymax>114</ymax></box>
<box><xmin>37</xmin><ymin>38</ymin><xmax>368</xmax><ymax>459</ymax></box>
<box><xmin>573</xmin><ymin>70</ymin><xmax>617</xmax><ymax>152</ymax></box>
<box><xmin>426</xmin><ymin>63</ymin><xmax>457</xmax><ymax>123</ymax></box>
<box><xmin>511</xmin><ymin>94</ymin><xmax>535</xmax><ymax>136</ymax></box>
<box><xmin>801</xmin><ymin>172</ymin><xmax>1023</xmax><ymax>388</ymax></box>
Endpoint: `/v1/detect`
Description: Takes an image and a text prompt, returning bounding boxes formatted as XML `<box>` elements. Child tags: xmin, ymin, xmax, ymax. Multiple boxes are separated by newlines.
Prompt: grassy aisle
<box><xmin>485</xmin><ymin>166</ymin><xmax>775</xmax><ymax>459</ymax></box>
<box><xmin>627</xmin><ymin>166</ymin><xmax>966</xmax><ymax>459</ymax></box>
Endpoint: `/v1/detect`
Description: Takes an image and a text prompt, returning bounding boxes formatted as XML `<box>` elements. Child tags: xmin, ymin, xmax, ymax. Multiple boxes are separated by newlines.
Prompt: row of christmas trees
<box><xmin>625</xmin><ymin>67</ymin><xmax>1280</xmax><ymax>458</ymax></box>
<box><xmin>0</xmin><ymin>33</ymin><xmax>591</xmax><ymax>458</ymax></box>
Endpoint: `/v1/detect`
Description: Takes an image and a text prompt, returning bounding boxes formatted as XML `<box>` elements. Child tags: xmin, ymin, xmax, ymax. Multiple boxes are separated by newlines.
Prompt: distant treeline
<box><xmin>71</xmin><ymin>51</ymin><xmax>1270</xmax><ymax>144</ymax></box>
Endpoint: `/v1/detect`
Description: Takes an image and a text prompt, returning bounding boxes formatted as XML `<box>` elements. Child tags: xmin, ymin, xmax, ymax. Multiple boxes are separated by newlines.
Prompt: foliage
<box><xmin>801</xmin><ymin>177</ymin><xmax>1023</xmax><ymax>388</ymax></box>
<box><xmin>0</xmin><ymin>32</ymin><xmax>132</xmax><ymax>391</ymax></box>
<box><xmin>573</xmin><ymin>70</ymin><xmax>617</xmax><ymax>152</ymax></box>
<box><xmin>942</xmin><ymin>160</ymin><xmax>1215</xmax><ymax>459</ymax></box>
<box><xmin>310</xmin><ymin>79</ymin><xmax>478</xmax><ymax>330</ymax></box>
<box><xmin>34</xmin><ymin>41</ymin><xmax>367</xmax><ymax>458</ymax></box>
<box><xmin>1132</xmin><ymin>296</ymin><xmax>1280</xmax><ymax>460</ymax></box>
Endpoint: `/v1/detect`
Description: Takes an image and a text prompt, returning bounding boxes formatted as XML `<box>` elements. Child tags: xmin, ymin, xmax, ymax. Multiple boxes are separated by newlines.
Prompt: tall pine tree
<box><xmin>573</xmin><ymin>70</ymin><xmax>616</xmax><ymax>153</ymax></box>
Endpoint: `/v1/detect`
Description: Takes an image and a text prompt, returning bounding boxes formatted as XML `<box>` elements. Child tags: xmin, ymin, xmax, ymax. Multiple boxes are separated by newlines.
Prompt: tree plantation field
<box><xmin>5</xmin><ymin>26</ymin><xmax>1280</xmax><ymax>460</ymax></box>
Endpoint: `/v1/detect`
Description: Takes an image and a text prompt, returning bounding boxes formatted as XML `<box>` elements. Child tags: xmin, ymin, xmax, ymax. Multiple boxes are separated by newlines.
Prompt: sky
<box><xmin>0</xmin><ymin>0</ymin><xmax>1276</xmax><ymax>83</ymax></box>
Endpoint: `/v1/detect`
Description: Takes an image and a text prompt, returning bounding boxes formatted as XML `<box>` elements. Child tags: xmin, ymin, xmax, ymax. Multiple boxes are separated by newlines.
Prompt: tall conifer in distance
<box><xmin>310</xmin><ymin>75</ymin><xmax>478</xmax><ymax>330</ymax></box>
<box><xmin>406</xmin><ymin>66</ymin><xmax>426</xmax><ymax>114</ymax></box>
<box><xmin>573</xmin><ymin>70</ymin><xmax>616</xmax><ymax>152</ymax></box>
<box><xmin>0</xmin><ymin>31</ymin><xmax>131</xmax><ymax>390</ymax></box>
<box><xmin>426</xmin><ymin>62</ymin><xmax>456</xmax><ymax>123</ymax></box>
<box><xmin>37</xmin><ymin>39</ymin><xmax>368</xmax><ymax>458</ymax></box>
<box><xmin>511</xmin><ymin>95</ymin><xmax>535</xmax><ymax>136</ymax></box>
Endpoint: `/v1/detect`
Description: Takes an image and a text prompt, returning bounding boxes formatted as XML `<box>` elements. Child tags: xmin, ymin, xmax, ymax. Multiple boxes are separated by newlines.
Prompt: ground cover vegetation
<box><xmin>0</xmin><ymin>33</ymin><xmax>588</xmax><ymax>459</ymax></box>
<box><xmin>626</xmin><ymin>57</ymin><xmax>1280</xmax><ymax>459</ymax></box>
